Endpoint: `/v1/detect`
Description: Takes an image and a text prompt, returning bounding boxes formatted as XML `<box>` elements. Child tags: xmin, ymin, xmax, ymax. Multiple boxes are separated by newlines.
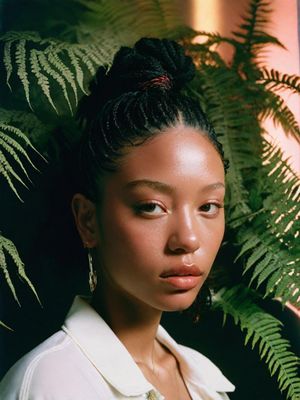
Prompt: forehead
<box><xmin>123</xmin><ymin>125</ymin><xmax>222</xmax><ymax>174</ymax></box>
<box><xmin>102</xmin><ymin>125</ymin><xmax>225</xmax><ymax>194</ymax></box>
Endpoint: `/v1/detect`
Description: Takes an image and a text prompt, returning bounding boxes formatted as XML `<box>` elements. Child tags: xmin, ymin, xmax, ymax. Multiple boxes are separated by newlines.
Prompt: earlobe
<box><xmin>71</xmin><ymin>193</ymin><xmax>99</xmax><ymax>247</ymax></box>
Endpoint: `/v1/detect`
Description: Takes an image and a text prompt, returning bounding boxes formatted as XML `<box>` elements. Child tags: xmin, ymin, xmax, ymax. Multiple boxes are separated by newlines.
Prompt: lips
<box><xmin>160</xmin><ymin>265</ymin><xmax>203</xmax><ymax>290</ymax></box>
<box><xmin>160</xmin><ymin>265</ymin><xmax>202</xmax><ymax>278</ymax></box>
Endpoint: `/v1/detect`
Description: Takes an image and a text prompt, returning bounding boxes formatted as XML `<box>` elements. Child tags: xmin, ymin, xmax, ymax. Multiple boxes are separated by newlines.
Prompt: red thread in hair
<box><xmin>140</xmin><ymin>74</ymin><xmax>172</xmax><ymax>90</ymax></box>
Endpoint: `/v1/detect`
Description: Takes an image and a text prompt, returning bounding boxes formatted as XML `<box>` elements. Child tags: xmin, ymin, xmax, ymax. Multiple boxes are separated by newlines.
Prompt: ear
<box><xmin>71</xmin><ymin>193</ymin><xmax>100</xmax><ymax>248</ymax></box>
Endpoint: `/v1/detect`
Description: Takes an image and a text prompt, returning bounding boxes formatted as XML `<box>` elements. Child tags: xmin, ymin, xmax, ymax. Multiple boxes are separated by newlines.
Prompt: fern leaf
<box><xmin>214</xmin><ymin>285</ymin><xmax>300</xmax><ymax>399</ymax></box>
<box><xmin>191</xmin><ymin>31</ymin><xmax>240</xmax><ymax>49</ymax></box>
<box><xmin>0</xmin><ymin>137</ymin><xmax>32</xmax><ymax>182</ymax></box>
<box><xmin>15</xmin><ymin>39</ymin><xmax>33</xmax><ymax>111</ymax></box>
<box><xmin>37</xmin><ymin>52</ymin><xmax>73</xmax><ymax>113</ymax></box>
<box><xmin>0</xmin><ymin>120</ymin><xmax>46</xmax><ymax>201</ymax></box>
<box><xmin>260</xmin><ymin>68</ymin><xmax>300</xmax><ymax>94</ymax></box>
<box><xmin>249</xmin><ymin>253</ymin><xmax>274</xmax><ymax>285</ymax></box>
<box><xmin>235</xmin><ymin>234</ymin><xmax>261</xmax><ymax>261</ymax></box>
<box><xmin>0</xmin><ymin>123</ymin><xmax>46</xmax><ymax>158</ymax></box>
<box><xmin>196</xmin><ymin>65</ymin><xmax>258</xmax><ymax>225</ymax></box>
<box><xmin>3</xmin><ymin>40</ymin><xmax>13</xmax><ymax>91</ymax></box>
<box><xmin>66</xmin><ymin>47</ymin><xmax>87</xmax><ymax>95</ymax></box>
<box><xmin>244</xmin><ymin>243</ymin><xmax>268</xmax><ymax>273</ymax></box>
<box><xmin>0</xmin><ymin>150</ymin><xmax>28</xmax><ymax>200</ymax></box>
<box><xmin>46</xmin><ymin>49</ymin><xmax>79</xmax><ymax>105</ymax></box>
<box><xmin>0</xmin><ymin>238</ymin><xmax>20</xmax><ymax>305</ymax></box>
<box><xmin>0</xmin><ymin>132</ymin><xmax>38</xmax><ymax>171</ymax></box>
<box><xmin>3</xmin><ymin>235</ymin><xmax>41</xmax><ymax>305</ymax></box>
<box><xmin>235</xmin><ymin>139</ymin><xmax>300</xmax><ymax>306</ymax></box>
<box><xmin>0</xmin><ymin>234</ymin><xmax>41</xmax><ymax>306</ymax></box>
<box><xmin>30</xmin><ymin>49</ymin><xmax>58</xmax><ymax>113</ymax></box>
<box><xmin>0</xmin><ymin>320</ymin><xmax>13</xmax><ymax>331</ymax></box>
<box><xmin>72</xmin><ymin>47</ymin><xmax>96</xmax><ymax>76</ymax></box>
<box><xmin>79</xmin><ymin>0</ymin><xmax>183</xmax><ymax>39</ymax></box>
<box><xmin>261</xmin><ymin>92</ymin><xmax>300</xmax><ymax>142</ymax></box>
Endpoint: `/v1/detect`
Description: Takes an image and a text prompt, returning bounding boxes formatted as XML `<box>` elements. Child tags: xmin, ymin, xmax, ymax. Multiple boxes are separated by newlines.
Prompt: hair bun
<box><xmin>107</xmin><ymin>37</ymin><xmax>195</xmax><ymax>95</ymax></box>
<box><xmin>77</xmin><ymin>38</ymin><xmax>196</xmax><ymax>123</ymax></box>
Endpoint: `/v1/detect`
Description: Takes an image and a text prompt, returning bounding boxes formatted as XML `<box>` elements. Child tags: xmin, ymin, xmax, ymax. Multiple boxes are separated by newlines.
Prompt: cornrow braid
<box><xmin>76</xmin><ymin>37</ymin><xmax>228</xmax><ymax>201</ymax></box>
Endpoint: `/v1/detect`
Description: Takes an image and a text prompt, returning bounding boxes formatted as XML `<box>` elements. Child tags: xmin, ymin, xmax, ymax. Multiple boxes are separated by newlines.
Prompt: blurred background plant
<box><xmin>0</xmin><ymin>0</ymin><xmax>299</xmax><ymax>399</ymax></box>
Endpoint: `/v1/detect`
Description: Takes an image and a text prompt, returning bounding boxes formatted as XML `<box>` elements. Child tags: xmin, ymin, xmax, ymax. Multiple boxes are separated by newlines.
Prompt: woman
<box><xmin>0</xmin><ymin>38</ymin><xmax>235</xmax><ymax>399</ymax></box>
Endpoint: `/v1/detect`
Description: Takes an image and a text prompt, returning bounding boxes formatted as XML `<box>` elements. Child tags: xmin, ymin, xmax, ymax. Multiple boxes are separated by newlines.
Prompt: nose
<box><xmin>167</xmin><ymin>208</ymin><xmax>200</xmax><ymax>254</ymax></box>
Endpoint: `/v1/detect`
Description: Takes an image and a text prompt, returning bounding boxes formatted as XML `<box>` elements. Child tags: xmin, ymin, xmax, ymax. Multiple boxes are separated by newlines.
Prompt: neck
<box><xmin>91</xmin><ymin>282</ymin><xmax>162</xmax><ymax>365</ymax></box>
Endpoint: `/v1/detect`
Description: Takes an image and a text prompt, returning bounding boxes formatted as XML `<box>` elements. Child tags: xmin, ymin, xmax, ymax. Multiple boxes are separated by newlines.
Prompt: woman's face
<box><xmin>78</xmin><ymin>125</ymin><xmax>225</xmax><ymax>312</ymax></box>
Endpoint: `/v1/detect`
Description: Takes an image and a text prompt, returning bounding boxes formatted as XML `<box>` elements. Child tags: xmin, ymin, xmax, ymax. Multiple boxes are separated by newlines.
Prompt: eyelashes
<box><xmin>199</xmin><ymin>203</ymin><xmax>223</xmax><ymax>215</ymax></box>
<box><xmin>134</xmin><ymin>201</ymin><xmax>167</xmax><ymax>216</ymax></box>
<box><xmin>133</xmin><ymin>201</ymin><xmax>224</xmax><ymax>217</ymax></box>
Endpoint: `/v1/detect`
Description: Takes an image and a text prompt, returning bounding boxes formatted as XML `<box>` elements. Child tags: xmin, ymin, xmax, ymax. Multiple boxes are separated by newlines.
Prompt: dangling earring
<box><xmin>84</xmin><ymin>244</ymin><xmax>98</xmax><ymax>293</ymax></box>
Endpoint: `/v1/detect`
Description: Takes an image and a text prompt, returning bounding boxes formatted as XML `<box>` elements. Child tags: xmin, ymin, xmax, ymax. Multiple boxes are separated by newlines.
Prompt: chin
<box><xmin>159</xmin><ymin>292</ymin><xmax>198</xmax><ymax>312</ymax></box>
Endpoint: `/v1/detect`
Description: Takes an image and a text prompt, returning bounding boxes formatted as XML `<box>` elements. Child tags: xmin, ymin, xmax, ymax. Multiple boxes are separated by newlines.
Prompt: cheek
<box><xmin>99</xmin><ymin>205</ymin><xmax>165</xmax><ymax>265</ymax></box>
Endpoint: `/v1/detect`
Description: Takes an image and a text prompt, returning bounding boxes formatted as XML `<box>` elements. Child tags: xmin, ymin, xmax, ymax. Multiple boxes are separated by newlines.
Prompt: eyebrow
<box><xmin>124</xmin><ymin>179</ymin><xmax>225</xmax><ymax>194</ymax></box>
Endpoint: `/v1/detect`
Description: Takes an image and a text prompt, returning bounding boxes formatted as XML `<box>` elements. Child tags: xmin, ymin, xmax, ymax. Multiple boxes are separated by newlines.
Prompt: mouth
<box><xmin>160</xmin><ymin>265</ymin><xmax>202</xmax><ymax>278</ymax></box>
<box><xmin>160</xmin><ymin>265</ymin><xmax>203</xmax><ymax>290</ymax></box>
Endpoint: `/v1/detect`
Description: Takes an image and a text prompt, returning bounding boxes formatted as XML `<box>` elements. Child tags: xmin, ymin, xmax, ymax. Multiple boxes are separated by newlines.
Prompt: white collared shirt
<box><xmin>0</xmin><ymin>296</ymin><xmax>235</xmax><ymax>399</ymax></box>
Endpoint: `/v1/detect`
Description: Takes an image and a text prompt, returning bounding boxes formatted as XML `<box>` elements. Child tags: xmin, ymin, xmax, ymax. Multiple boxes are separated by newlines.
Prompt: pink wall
<box><xmin>181</xmin><ymin>0</ymin><xmax>300</xmax><ymax>173</ymax></box>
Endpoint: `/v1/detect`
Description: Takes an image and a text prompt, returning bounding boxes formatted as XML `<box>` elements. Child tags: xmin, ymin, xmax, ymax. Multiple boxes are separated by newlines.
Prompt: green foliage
<box><xmin>76</xmin><ymin>0</ymin><xmax>184</xmax><ymax>41</ymax></box>
<box><xmin>214</xmin><ymin>285</ymin><xmax>300</xmax><ymax>400</ymax></box>
<box><xmin>236</xmin><ymin>140</ymin><xmax>300</xmax><ymax>305</ymax></box>
<box><xmin>1</xmin><ymin>32</ymin><xmax>120</xmax><ymax>113</ymax></box>
<box><xmin>0</xmin><ymin>0</ymin><xmax>299</xmax><ymax>398</ymax></box>
<box><xmin>0</xmin><ymin>233</ymin><xmax>41</xmax><ymax>307</ymax></box>
<box><xmin>0</xmin><ymin>109</ymin><xmax>46</xmax><ymax>201</ymax></box>
<box><xmin>260</xmin><ymin>68</ymin><xmax>300</xmax><ymax>94</ymax></box>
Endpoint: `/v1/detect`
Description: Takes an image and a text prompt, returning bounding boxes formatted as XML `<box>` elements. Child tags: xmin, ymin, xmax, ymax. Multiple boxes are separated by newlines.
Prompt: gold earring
<box><xmin>88</xmin><ymin>249</ymin><xmax>97</xmax><ymax>293</ymax></box>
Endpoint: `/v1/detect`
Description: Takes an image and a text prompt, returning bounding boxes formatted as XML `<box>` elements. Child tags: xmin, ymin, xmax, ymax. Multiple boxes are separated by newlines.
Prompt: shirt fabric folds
<box><xmin>0</xmin><ymin>296</ymin><xmax>235</xmax><ymax>399</ymax></box>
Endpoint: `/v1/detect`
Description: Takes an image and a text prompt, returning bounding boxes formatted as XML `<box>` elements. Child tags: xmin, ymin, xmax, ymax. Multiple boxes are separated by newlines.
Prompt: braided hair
<box><xmin>76</xmin><ymin>37</ymin><xmax>227</xmax><ymax>201</ymax></box>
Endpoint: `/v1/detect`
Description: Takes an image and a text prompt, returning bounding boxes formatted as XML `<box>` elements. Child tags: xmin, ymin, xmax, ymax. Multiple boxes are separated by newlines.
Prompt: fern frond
<box><xmin>260</xmin><ymin>68</ymin><xmax>300</xmax><ymax>94</ymax></box>
<box><xmin>0</xmin><ymin>235</ymin><xmax>20</xmax><ymax>305</ymax></box>
<box><xmin>192</xmin><ymin>31</ymin><xmax>240</xmax><ymax>49</ymax></box>
<box><xmin>214</xmin><ymin>285</ymin><xmax>300</xmax><ymax>400</ymax></box>
<box><xmin>37</xmin><ymin>52</ymin><xmax>73</xmax><ymax>113</ymax></box>
<box><xmin>0</xmin><ymin>136</ymin><xmax>33</xmax><ymax>182</ymax></box>
<box><xmin>65</xmin><ymin>47</ymin><xmax>87</xmax><ymax>95</ymax></box>
<box><xmin>261</xmin><ymin>92</ymin><xmax>300</xmax><ymax>142</ymax></box>
<box><xmin>232</xmin><ymin>0</ymin><xmax>283</xmax><ymax>50</ymax></box>
<box><xmin>1</xmin><ymin>31</ymin><xmax>120</xmax><ymax>112</ymax></box>
<box><xmin>0</xmin><ymin>108</ymin><xmax>52</xmax><ymax>151</ymax></box>
<box><xmin>72</xmin><ymin>47</ymin><xmax>96</xmax><ymax>75</ymax></box>
<box><xmin>0</xmin><ymin>233</ymin><xmax>41</xmax><ymax>306</ymax></box>
<box><xmin>78</xmin><ymin>0</ymin><xmax>183</xmax><ymax>39</ymax></box>
<box><xmin>30</xmin><ymin>49</ymin><xmax>58</xmax><ymax>113</ymax></box>
<box><xmin>46</xmin><ymin>49</ymin><xmax>79</xmax><ymax>105</ymax></box>
<box><xmin>236</xmin><ymin>139</ymin><xmax>300</xmax><ymax>305</ymax></box>
<box><xmin>0</xmin><ymin>149</ymin><xmax>29</xmax><ymax>200</ymax></box>
<box><xmin>231</xmin><ymin>0</ymin><xmax>284</xmax><ymax>69</ymax></box>
<box><xmin>15</xmin><ymin>39</ymin><xmax>33</xmax><ymax>110</ymax></box>
<box><xmin>3</xmin><ymin>39</ymin><xmax>13</xmax><ymax>91</ymax></box>
<box><xmin>0</xmin><ymin>320</ymin><xmax>13</xmax><ymax>331</ymax></box>
<box><xmin>0</xmin><ymin>120</ymin><xmax>46</xmax><ymax>201</ymax></box>
<box><xmin>196</xmin><ymin>65</ymin><xmax>260</xmax><ymax>225</ymax></box>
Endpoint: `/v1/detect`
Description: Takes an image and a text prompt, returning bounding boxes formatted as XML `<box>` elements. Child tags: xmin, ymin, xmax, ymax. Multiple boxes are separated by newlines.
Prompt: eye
<box><xmin>134</xmin><ymin>201</ymin><xmax>167</xmax><ymax>216</ymax></box>
<box><xmin>199</xmin><ymin>203</ymin><xmax>223</xmax><ymax>216</ymax></box>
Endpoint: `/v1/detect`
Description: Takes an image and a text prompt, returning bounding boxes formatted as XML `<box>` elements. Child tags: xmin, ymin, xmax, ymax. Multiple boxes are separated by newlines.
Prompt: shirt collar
<box><xmin>62</xmin><ymin>296</ymin><xmax>234</xmax><ymax>397</ymax></box>
<box><xmin>62</xmin><ymin>296</ymin><xmax>152</xmax><ymax>396</ymax></box>
<box><xmin>156</xmin><ymin>325</ymin><xmax>235</xmax><ymax>393</ymax></box>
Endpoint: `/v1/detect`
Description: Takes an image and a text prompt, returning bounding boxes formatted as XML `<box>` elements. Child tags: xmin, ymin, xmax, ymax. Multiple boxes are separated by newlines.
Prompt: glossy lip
<box><xmin>160</xmin><ymin>265</ymin><xmax>203</xmax><ymax>290</ymax></box>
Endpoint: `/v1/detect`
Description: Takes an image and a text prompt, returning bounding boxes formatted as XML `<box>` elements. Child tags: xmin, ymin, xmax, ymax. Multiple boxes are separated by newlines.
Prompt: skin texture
<box><xmin>72</xmin><ymin>124</ymin><xmax>225</xmax><ymax>399</ymax></box>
